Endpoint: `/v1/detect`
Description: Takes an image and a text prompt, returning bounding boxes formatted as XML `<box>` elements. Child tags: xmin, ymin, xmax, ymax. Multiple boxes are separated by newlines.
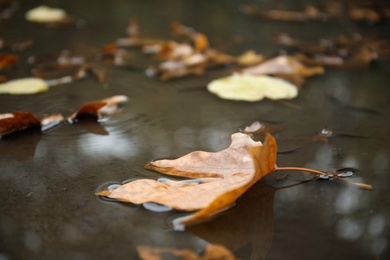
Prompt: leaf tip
<box><xmin>96</xmin><ymin>190</ymin><xmax>112</xmax><ymax>197</ymax></box>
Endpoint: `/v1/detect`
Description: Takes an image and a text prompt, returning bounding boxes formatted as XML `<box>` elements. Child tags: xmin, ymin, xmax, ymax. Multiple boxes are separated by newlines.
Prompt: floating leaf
<box><xmin>0</xmin><ymin>112</ymin><xmax>41</xmax><ymax>136</ymax></box>
<box><xmin>241</xmin><ymin>2</ymin><xmax>388</xmax><ymax>24</ymax></box>
<box><xmin>207</xmin><ymin>74</ymin><xmax>298</xmax><ymax>102</ymax></box>
<box><xmin>181</xmin><ymin>133</ymin><xmax>277</xmax><ymax>225</ymax></box>
<box><xmin>0</xmin><ymin>53</ymin><xmax>18</xmax><ymax>69</ymax></box>
<box><xmin>137</xmin><ymin>244</ymin><xmax>236</xmax><ymax>260</ymax></box>
<box><xmin>25</xmin><ymin>5</ymin><xmax>67</xmax><ymax>23</ymax></box>
<box><xmin>0</xmin><ymin>95</ymin><xmax>128</xmax><ymax>136</ymax></box>
<box><xmin>0</xmin><ymin>77</ymin><xmax>48</xmax><ymax>95</ymax></box>
<box><xmin>242</xmin><ymin>55</ymin><xmax>324</xmax><ymax>77</ymax></box>
<box><xmin>69</xmin><ymin>95</ymin><xmax>129</xmax><ymax>121</ymax></box>
<box><xmin>236</xmin><ymin>50</ymin><xmax>265</xmax><ymax>66</ymax></box>
<box><xmin>97</xmin><ymin>133</ymin><xmax>272</xmax><ymax>211</ymax></box>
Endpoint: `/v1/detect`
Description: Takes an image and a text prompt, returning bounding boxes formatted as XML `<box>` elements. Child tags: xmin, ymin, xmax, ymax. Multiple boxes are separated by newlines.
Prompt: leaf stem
<box><xmin>276</xmin><ymin>166</ymin><xmax>326</xmax><ymax>176</ymax></box>
<box><xmin>275</xmin><ymin>166</ymin><xmax>373</xmax><ymax>190</ymax></box>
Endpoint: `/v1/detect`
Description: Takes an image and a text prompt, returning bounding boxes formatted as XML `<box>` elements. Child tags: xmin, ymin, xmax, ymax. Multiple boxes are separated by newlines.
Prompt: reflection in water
<box><xmin>368</xmin><ymin>215</ymin><xmax>386</xmax><ymax>238</ymax></box>
<box><xmin>313</xmin><ymin>144</ymin><xmax>334</xmax><ymax>169</ymax></box>
<box><xmin>174</xmin><ymin>127</ymin><xmax>196</xmax><ymax>150</ymax></box>
<box><xmin>76</xmin><ymin>129</ymin><xmax>139</xmax><ymax>160</ymax></box>
<box><xmin>143</xmin><ymin>202</ymin><xmax>172</xmax><ymax>212</ymax></box>
<box><xmin>373</xmin><ymin>153</ymin><xmax>389</xmax><ymax>174</ymax></box>
<box><xmin>370</xmin><ymin>237</ymin><xmax>388</xmax><ymax>256</ymax></box>
<box><xmin>336</xmin><ymin>217</ymin><xmax>363</xmax><ymax>241</ymax></box>
<box><xmin>368</xmin><ymin>215</ymin><xmax>388</xmax><ymax>256</ymax></box>
<box><xmin>341</xmin><ymin>155</ymin><xmax>359</xmax><ymax>170</ymax></box>
<box><xmin>76</xmin><ymin>120</ymin><xmax>109</xmax><ymax>136</ymax></box>
<box><xmin>335</xmin><ymin>185</ymin><xmax>388</xmax><ymax>256</ymax></box>
<box><xmin>150</xmin><ymin>130</ymin><xmax>173</xmax><ymax>158</ymax></box>
<box><xmin>187</xmin><ymin>183</ymin><xmax>276</xmax><ymax>260</ymax></box>
<box><xmin>199</xmin><ymin>127</ymin><xmax>231</xmax><ymax>151</ymax></box>
<box><xmin>0</xmin><ymin>253</ymin><xmax>10</xmax><ymax>260</ymax></box>
<box><xmin>335</xmin><ymin>187</ymin><xmax>361</xmax><ymax>214</ymax></box>
<box><xmin>325</xmin><ymin>78</ymin><xmax>351</xmax><ymax>107</ymax></box>
<box><xmin>0</xmin><ymin>131</ymin><xmax>41</xmax><ymax>160</ymax></box>
<box><xmin>23</xmin><ymin>229</ymin><xmax>42</xmax><ymax>253</ymax></box>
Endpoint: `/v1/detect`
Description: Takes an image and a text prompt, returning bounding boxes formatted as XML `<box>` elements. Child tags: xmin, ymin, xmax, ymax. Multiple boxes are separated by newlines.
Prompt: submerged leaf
<box><xmin>207</xmin><ymin>74</ymin><xmax>298</xmax><ymax>102</ymax></box>
<box><xmin>0</xmin><ymin>77</ymin><xmax>48</xmax><ymax>95</ymax></box>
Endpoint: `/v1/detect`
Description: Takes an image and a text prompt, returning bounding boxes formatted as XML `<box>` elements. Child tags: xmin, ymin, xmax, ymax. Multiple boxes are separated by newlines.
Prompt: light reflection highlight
<box><xmin>76</xmin><ymin>131</ymin><xmax>139</xmax><ymax>160</ymax></box>
<box><xmin>336</xmin><ymin>218</ymin><xmax>363</xmax><ymax>241</ymax></box>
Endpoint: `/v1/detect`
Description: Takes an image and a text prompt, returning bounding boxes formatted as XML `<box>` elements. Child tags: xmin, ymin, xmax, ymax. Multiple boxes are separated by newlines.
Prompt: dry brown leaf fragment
<box><xmin>0</xmin><ymin>53</ymin><xmax>18</xmax><ymax>69</ymax></box>
<box><xmin>0</xmin><ymin>96</ymin><xmax>128</xmax><ymax>135</ymax></box>
<box><xmin>97</xmin><ymin>133</ymin><xmax>269</xmax><ymax>211</ymax></box>
<box><xmin>205</xmin><ymin>49</ymin><xmax>236</xmax><ymax>66</ymax></box>
<box><xmin>242</xmin><ymin>55</ymin><xmax>324</xmax><ymax>77</ymax></box>
<box><xmin>181</xmin><ymin>133</ymin><xmax>277</xmax><ymax>225</ymax></box>
<box><xmin>69</xmin><ymin>95</ymin><xmax>129</xmax><ymax>121</ymax></box>
<box><xmin>242</xmin><ymin>2</ymin><xmax>388</xmax><ymax>24</ymax></box>
<box><xmin>40</xmin><ymin>114</ymin><xmax>66</xmax><ymax>131</ymax></box>
<box><xmin>0</xmin><ymin>112</ymin><xmax>41</xmax><ymax>136</ymax></box>
<box><xmin>137</xmin><ymin>244</ymin><xmax>236</xmax><ymax>260</ymax></box>
<box><xmin>236</xmin><ymin>50</ymin><xmax>265</xmax><ymax>66</ymax></box>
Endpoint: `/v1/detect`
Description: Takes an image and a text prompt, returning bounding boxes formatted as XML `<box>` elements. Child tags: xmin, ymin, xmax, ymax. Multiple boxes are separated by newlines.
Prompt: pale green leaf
<box><xmin>0</xmin><ymin>78</ymin><xmax>49</xmax><ymax>95</ymax></box>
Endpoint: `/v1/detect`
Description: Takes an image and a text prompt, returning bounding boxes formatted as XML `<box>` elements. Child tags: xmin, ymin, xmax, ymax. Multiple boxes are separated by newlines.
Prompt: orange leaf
<box><xmin>97</xmin><ymin>133</ymin><xmax>269</xmax><ymax>210</ymax></box>
<box><xmin>137</xmin><ymin>244</ymin><xmax>236</xmax><ymax>260</ymax></box>
<box><xmin>181</xmin><ymin>133</ymin><xmax>276</xmax><ymax>225</ymax></box>
<box><xmin>0</xmin><ymin>112</ymin><xmax>41</xmax><ymax>136</ymax></box>
<box><xmin>97</xmin><ymin>133</ymin><xmax>277</xmax><ymax>225</ymax></box>
<box><xmin>194</xmin><ymin>33</ymin><xmax>209</xmax><ymax>52</ymax></box>
<box><xmin>69</xmin><ymin>95</ymin><xmax>128</xmax><ymax>121</ymax></box>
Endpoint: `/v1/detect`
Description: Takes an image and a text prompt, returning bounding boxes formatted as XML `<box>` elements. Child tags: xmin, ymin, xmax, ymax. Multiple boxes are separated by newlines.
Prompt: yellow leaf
<box><xmin>0</xmin><ymin>78</ymin><xmax>48</xmax><ymax>95</ymax></box>
<box><xmin>25</xmin><ymin>5</ymin><xmax>67</xmax><ymax>23</ymax></box>
<box><xmin>207</xmin><ymin>74</ymin><xmax>298</xmax><ymax>101</ymax></box>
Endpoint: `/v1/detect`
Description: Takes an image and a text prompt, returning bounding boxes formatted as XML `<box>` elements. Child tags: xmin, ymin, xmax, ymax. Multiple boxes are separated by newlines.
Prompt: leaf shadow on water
<box><xmin>186</xmin><ymin>182</ymin><xmax>276</xmax><ymax>260</ymax></box>
<box><xmin>76</xmin><ymin>119</ymin><xmax>110</xmax><ymax>136</ymax></box>
<box><xmin>0</xmin><ymin>129</ymin><xmax>41</xmax><ymax>160</ymax></box>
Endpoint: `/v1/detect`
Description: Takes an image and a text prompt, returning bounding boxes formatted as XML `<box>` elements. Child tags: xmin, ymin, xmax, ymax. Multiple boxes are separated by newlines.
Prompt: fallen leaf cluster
<box><xmin>0</xmin><ymin>95</ymin><xmax>128</xmax><ymax>136</ymax></box>
<box><xmin>104</xmin><ymin>19</ymin><xmax>265</xmax><ymax>80</ymax></box>
<box><xmin>242</xmin><ymin>0</ymin><xmax>390</xmax><ymax>24</ymax></box>
<box><xmin>0</xmin><ymin>38</ymin><xmax>34</xmax><ymax>52</ymax></box>
<box><xmin>274</xmin><ymin>33</ymin><xmax>390</xmax><ymax>68</ymax></box>
<box><xmin>0</xmin><ymin>0</ymin><xmax>18</xmax><ymax>24</ymax></box>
